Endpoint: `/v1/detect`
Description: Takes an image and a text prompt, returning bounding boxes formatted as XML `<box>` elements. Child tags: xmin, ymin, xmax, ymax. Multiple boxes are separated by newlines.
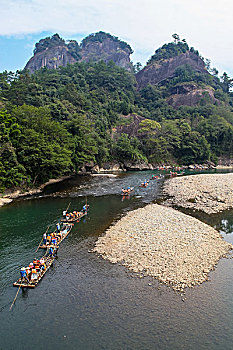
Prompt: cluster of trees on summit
<box><xmin>0</xmin><ymin>35</ymin><xmax>233</xmax><ymax>191</ymax></box>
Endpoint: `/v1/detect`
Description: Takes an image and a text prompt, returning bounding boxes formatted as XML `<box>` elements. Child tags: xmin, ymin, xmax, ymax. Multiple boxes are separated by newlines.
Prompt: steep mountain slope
<box><xmin>136</xmin><ymin>51</ymin><xmax>207</xmax><ymax>88</ymax></box>
<box><xmin>135</xmin><ymin>41</ymin><xmax>221</xmax><ymax>108</ymax></box>
<box><xmin>25</xmin><ymin>32</ymin><xmax>133</xmax><ymax>73</ymax></box>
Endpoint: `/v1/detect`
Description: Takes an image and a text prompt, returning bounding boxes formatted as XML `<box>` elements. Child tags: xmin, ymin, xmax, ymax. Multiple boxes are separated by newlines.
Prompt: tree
<box><xmin>133</xmin><ymin>62</ymin><xmax>142</xmax><ymax>74</ymax></box>
<box><xmin>211</xmin><ymin>67</ymin><xmax>219</xmax><ymax>77</ymax></box>
<box><xmin>172</xmin><ymin>33</ymin><xmax>180</xmax><ymax>44</ymax></box>
<box><xmin>204</xmin><ymin>59</ymin><xmax>211</xmax><ymax>72</ymax></box>
<box><xmin>221</xmin><ymin>72</ymin><xmax>233</xmax><ymax>93</ymax></box>
<box><xmin>113</xmin><ymin>133</ymin><xmax>144</xmax><ymax>161</ymax></box>
<box><xmin>138</xmin><ymin>119</ymin><xmax>161</xmax><ymax>159</ymax></box>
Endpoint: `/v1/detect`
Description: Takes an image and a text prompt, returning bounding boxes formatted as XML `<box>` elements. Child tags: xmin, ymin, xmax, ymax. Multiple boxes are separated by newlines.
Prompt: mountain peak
<box><xmin>25</xmin><ymin>31</ymin><xmax>133</xmax><ymax>73</ymax></box>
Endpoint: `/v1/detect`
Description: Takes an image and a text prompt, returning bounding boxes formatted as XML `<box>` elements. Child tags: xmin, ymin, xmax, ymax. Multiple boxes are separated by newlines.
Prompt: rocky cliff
<box><xmin>136</xmin><ymin>51</ymin><xmax>207</xmax><ymax>89</ymax></box>
<box><xmin>166</xmin><ymin>84</ymin><xmax>218</xmax><ymax>108</ymax></box>
<box><xmin>25</xmin><ymin>45</ymin><xmax>77</xmax><ymax>73</ymax></box>
<box><xmin>135</xmin><ymin>48</ymin><xmax>219</xmax><ymax>108</ymax></box>
<box><xmin>80</xmin><ymin>32</ymin><xmax>133</xmax><ymax>71</ymax></box>
<box><xmin>25</xmin><ymin>32</ymin><xmax>133</xmax><ymax>73</ymax></box>
<box><xmin>25</xmin><ymin>34</ymin><xmax>78</xmax><ymax>73</ymax></box>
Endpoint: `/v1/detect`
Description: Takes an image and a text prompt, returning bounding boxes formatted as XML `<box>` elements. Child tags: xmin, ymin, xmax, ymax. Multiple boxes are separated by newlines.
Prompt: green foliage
<box><xmin>113</xmin><ymin>134</ymin><xmax>145</xmax><ymax>161</ymax></box>
<box><xmin>0</xmin><ymin>45</ymin><xmax>233</xmax><ymax>191</ymax></box>
<box><xmin>148</xmin><ymin>41</ymin><xmax>189</xmax><ymax>64</ymax></box>
<box><xmin>0</xmin><ymin>109</ymin><xmax>27</xmax><ymax>191</ymax></box>
<box><xmin>33</xmin><ymin>34</ymin><xmax>65</xmax><ymax>54</ymax></box>
<box><xmin>65</xmin><ymin>114</ymin><xmax>98</xmax><ymax>169</ymax></box>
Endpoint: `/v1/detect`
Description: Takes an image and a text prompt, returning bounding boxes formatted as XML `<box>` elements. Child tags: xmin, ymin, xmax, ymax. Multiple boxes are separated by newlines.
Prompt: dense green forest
<box><xmin>0</xmin><ymin>40</ymin><xmax>233</xmax><ymax>192</ymax></box>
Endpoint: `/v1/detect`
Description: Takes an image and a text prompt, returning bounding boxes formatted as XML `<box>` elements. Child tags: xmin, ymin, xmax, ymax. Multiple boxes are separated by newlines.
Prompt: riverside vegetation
<box><xmin>1</xmin><ymin>32</ymin><xmax>233</xmax><ymax>192</ymax></box>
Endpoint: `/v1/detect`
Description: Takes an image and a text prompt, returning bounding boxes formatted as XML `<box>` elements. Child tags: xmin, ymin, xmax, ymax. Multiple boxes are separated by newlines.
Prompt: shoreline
<box><xmin>1</xmin><ymin>167</ymin><xmax>233</xmax><ymax>209</ymax></box>
<box><xmin>0</xmin><ymin>175</ymin><xmax>74</xmax><ymax>208</ymax></box>
<box><xmin>94</xmin><ymin>203</ymin><xmax>232</xmax><ymax>291</ymax></box>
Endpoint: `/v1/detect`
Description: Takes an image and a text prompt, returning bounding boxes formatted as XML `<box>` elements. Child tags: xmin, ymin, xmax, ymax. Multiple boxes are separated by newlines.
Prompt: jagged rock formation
<box><xmin>135</xmin><ymin>46</ymin><xmax>220</xmax><ymax>108</ymax></box>
<box><xmin>25</xmin><ymin>34</ymin><xmax>78</xmax><ymax>73</ymax></box>
<box><xmin>136</xmin><ymin>51</ymin><xmax>207</xmax><ymax>89</ymax></box>
<box><xmin>25</xmin><ymin>32</ymin><xmax>133</xmax><ymax>73</ymax></box>
<box><xmin>80</xmin><ymin>32</ymin><xmax>133</xmax><ymax>71</ymax></box>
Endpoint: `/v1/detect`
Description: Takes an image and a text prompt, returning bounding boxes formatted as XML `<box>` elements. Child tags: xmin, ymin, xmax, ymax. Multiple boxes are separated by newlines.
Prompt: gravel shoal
<box><xmin>0</xmin><ymin>198</ymin><xmax>12</xmax><ymax>207</ymax></box>
<box><xmin>93</xmin><ymin>204</ymin><xmax>232</xmax><ymax>291</ymax></box>
<box><xmin>163</xmin><ymin>173</ymin><xmax>233</xmax><ymax>214</ymax></box>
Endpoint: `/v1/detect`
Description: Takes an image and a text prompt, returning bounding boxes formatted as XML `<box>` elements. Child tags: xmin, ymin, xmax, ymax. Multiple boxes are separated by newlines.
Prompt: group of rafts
<box><xmin>121</xmin><ymin>170</ymin><xmax>184</xmax><ymax>196</ymax></box>
<box><xmin>121</xmin><ymin>174</ymin><xmax>164</xmax><ymax>196</ymax></box>
<box><xmin>13</xmin><ymin>204</ymin><xmax>89</xmax><ymax>289</ymax></box>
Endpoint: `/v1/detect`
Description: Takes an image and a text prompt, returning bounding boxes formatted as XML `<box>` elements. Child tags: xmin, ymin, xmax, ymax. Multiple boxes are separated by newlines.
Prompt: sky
<box><xmin>0</xmin><ymin>0</ymin><xmax>233</xmax><ymax>76</ymax></box>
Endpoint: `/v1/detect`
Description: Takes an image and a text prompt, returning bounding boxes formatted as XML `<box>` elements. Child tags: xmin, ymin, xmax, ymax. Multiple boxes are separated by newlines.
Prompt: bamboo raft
<box><xmin>13</xmin><ymin>256</ymin><xmax>55</xmax><ymax>288</ymax></box>
<box><xmin>38</xmin><ymin>223</ymin><xmax>73</xmax><ymax>249</ymax></box>
<box><xmin>61</xmin><ymin>209</ymin><xmax>88</xmax><ymax>223</ymax></box>
<box><xmin>140</xmin><ymin>182</ymin><xmax>149</xmax><ymax>187</ymax></box>
<box><xmin>12</xmin><ymin>204</ymin><xmax>89</xmax><ymax>291</ymax></box>
<box><xmin>121</xmin><ymin>187</ymin><xmax>134</xmax><ymax>196</ymax></box>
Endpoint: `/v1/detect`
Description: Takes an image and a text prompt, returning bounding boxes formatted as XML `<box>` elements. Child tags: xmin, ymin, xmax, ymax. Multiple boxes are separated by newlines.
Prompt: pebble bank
<box><xmin>94</xmin><ymin>204</ymin><xmax>232</xmax><ymax>291</ymax></box>
<box><xmin>163</xmin><ymin>173</ymin><xmax>233</xmax><ymax>214</ymax></box>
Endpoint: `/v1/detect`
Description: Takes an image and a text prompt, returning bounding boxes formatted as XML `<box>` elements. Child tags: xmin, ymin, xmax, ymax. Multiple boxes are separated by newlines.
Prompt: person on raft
<box><xmin>56</xmin><ymin>222</ymin><xmax>60</xmax><ymax>233</ymax></box>
<box><xmin>54</xmin><ymin>245</ymin><xmax>59</xmax><ymax>257</ymax></box>
<box><xmin>20</xmin><ymin>267</ymin><xmax>30</xmax><ymax>283</ymax></box>
<box><xmin>48</xmin><ymin>246</ymin><xmax>54</xmax><ymax>257</ymax></box>
<box><xmin>43</xmin><ymin>232</ymin><xmax>47</xmax><ymax>244</ymax></box>
<box><xmin>82</xmin><ymin>204</ymin><xmax>87</xmax><ymax>214</ymax></box>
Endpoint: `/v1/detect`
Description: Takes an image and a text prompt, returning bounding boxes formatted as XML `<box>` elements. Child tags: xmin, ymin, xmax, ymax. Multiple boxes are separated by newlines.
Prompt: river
<box><xmin>0</xmin><ymin>169</ymin><xmax>233</xmax><ymax>350</ymax></box>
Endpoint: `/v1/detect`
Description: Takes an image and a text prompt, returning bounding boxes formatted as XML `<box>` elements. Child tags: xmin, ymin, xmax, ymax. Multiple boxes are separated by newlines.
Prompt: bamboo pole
<box><xmin>9</xmin><ymin>284</ymin><xmax>22</xmax><ymax>311</ymax></box>
<box><xmin>35</xmin><ymin>225</ymin><xmax>50</xmax><ymax>252</ymax></box>
<box><xmin>66</xmin><ymin>202</ymin><xmax>71</xmax><ymax>212</ymax></box>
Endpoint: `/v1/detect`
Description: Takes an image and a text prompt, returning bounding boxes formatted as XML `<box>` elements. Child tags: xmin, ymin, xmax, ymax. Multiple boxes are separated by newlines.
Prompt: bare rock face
<box><xmin>80</xmin><ymin>33</ymin><xmax>133</xmax><ymax>71</ymax></box>
<box><xmin>136</xmin><ymin>51</ymin><xmax>207</xmax><ymax>89</ymax></box>
<box><xmin>115</xmin><ymin>114</ymin><xmax>146</xmax><ymax>137</ymax></box>
<box><xmin>25</xmin><ymin>34</ymin><xmax>79</xmax><ymax>73</ymax></box>
<box><xmin>25</xmin><ymin>45</ymin><xmax>77</xmax><ymax>74</ymax></box>
<box><xmin>166</xmin><ymin>84</ymin><xmax>219</xmax><ymax>108</ymax></box>
<box><xmin>25</xmin><ymin>32</ymin><xmax>133</xmax><ymax>73</ymax></box>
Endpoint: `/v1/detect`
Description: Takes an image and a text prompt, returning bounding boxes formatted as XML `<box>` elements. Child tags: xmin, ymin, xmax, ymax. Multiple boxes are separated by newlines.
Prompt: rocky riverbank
<box><xmin>0</xmin><ymin>175</ymin><xmax>73</xmax><ymax>208</ymax></box>
<box><xmin>163</xmin><ymin>173</ymin><xmax>233</xmax><ymax>214</ymax></box>
<box><xmin>94</xmin><ymin>204</ymin><xmax>232</xmax><ymax>291</ymax></box>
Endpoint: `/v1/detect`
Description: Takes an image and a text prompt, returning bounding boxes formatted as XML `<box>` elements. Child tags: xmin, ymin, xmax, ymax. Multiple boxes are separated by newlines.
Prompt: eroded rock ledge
<box><xmin>93</xmin><ymin>204</ymin><xmax>232</xmax><ymax>291</ymax></box>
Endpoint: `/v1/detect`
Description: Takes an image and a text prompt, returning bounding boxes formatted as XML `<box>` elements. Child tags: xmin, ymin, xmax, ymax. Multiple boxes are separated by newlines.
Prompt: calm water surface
<box><xmin>0</xmin><ymin>170</ymin><xmax>233</xmax><ymax>350</ymax></box>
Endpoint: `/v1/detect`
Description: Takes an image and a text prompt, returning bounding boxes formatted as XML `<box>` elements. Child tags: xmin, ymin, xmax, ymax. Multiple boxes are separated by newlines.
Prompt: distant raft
<box><xmin>140</xmin><ymin>181</ymin><xmax>149</xmax><ymax>187</ymax></box>
<box><xmin>121</xmin><ymin>187</ymin><xmax>134</xmax><ymax>196</ymax></box>
<box><xmin>61</xmin><ymin>205</ymin><xmax>89</xmax><ymax>223</ymax></box>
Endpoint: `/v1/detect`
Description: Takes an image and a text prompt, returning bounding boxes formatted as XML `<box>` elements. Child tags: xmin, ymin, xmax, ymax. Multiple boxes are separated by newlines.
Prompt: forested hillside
<box><xmin>0</xmin><ymin>35</ymin><xmax>233</xmax><ymax>192</ymax></box>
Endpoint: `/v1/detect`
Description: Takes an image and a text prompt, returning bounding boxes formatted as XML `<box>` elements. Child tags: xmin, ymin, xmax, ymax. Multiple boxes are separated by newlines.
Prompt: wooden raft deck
<box><xmin>60</xmin><ymin>211</ymin><xmax>87</xmax><ymax>223</ymax></box>
<box><xmin>39</xmin><ymin>223</ymin><xmax>73</xmax><ymax>249</ymax></box>
<box><xmin>13</xmin><ymin>256</ymin><xmax>55</xmax><ymax>288</ymax></box>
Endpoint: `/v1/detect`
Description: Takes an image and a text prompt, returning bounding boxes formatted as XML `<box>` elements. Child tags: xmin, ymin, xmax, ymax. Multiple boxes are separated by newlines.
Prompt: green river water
<box><xmin>0</xmin><ymin>170</ymin><xmax>233</xmax><ymax>350</ymax></box>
